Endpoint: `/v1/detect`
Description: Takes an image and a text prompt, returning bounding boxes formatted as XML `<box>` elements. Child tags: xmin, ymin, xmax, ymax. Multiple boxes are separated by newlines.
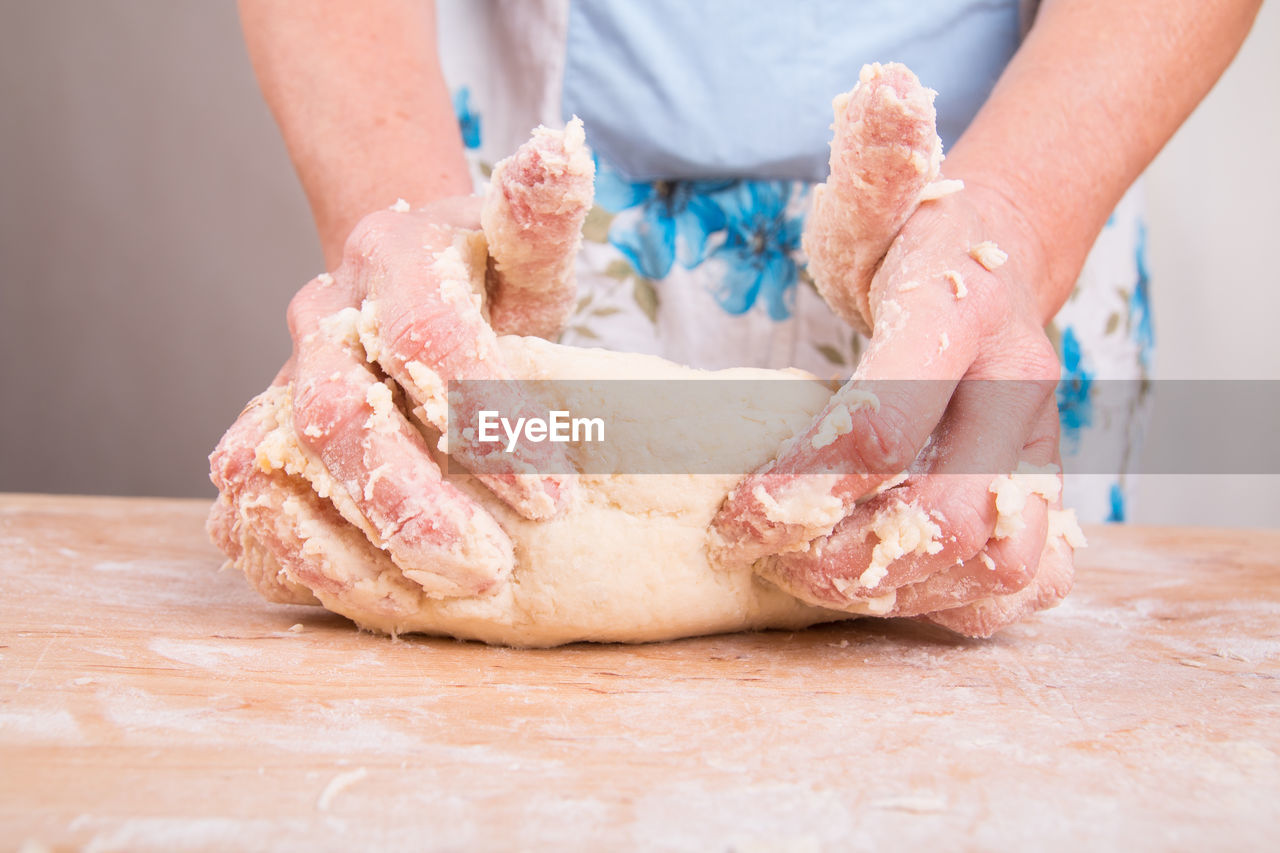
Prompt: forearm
<box><xmin>945</xmin><ymin>0</ymin><xmax>1261</xmax><ymax>322</ymax></box>
<box><xmin>239</xmin><ymin>0</ymin><xmax>472</xmax><ymax>267</ymax></box>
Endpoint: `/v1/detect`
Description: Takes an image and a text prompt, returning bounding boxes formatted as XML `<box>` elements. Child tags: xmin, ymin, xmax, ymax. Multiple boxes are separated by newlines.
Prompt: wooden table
<box><xmin>1</xmin><ymin>493</ymin><xmax>1277</xmax><ymax>851</ymax></box>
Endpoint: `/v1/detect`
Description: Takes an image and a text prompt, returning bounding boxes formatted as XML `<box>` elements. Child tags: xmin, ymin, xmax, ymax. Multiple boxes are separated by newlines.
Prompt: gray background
<box><xmin>2</xmin><ymin>1</ymin><xmax>1277</xmax><ymax>525</ymax></box>
<box><xmin>1</xmin><ymin>1</ymin><xmax>314</xmax><ymax>497</ymax></box>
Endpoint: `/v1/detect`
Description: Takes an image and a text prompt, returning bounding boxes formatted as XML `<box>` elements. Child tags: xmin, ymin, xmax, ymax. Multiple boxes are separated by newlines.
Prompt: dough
<box><xmin>248</xmin><ymin>335</ymin><xmax>870</xmax><ymax>647</ymax></box>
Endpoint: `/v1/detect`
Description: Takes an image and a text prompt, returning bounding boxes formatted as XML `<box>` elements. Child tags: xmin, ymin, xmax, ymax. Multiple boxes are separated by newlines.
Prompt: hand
<box><xmin>209</xmin><ymin>123</ymin><xmax>594</xmax><ymax>614</ymax></box>
<box><xmin>712</xmin><ymin>65</ymin><xmax>1080</xmax><ymax>637</ymax></box>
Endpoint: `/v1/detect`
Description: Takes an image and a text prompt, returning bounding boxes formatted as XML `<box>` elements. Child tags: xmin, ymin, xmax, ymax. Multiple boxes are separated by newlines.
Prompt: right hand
<box><xmin>208</xmin><ymin>123</ymin><xmax>594</xmax><ymax>611</ymax></box>
<box><xmin>710</xmin><ymin>63</ymin><xmax>1079</xmax><ymax>637</ymax></box>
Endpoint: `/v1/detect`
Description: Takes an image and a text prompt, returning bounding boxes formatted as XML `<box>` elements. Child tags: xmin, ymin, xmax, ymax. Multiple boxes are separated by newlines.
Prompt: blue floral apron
<box><xmin>437</xmin><ymin>0</ymin><xmax>1151</xmax><ymax>523</ymax></box>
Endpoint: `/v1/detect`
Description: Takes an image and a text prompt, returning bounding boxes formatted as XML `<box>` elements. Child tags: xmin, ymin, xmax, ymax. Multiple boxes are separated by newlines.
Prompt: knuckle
<box><xmin>992</xmin><ymin>527</ymin><xmax>1047</xmax><ymax>593</ymax></box>
<box><xmin>343</xmin><ymin>210</ymin><xmax>401</xmax><ymax>263</ymax></box>
<box><xmin>285</xmin><ymin>285</ymin><xmax>316</xmax><ymax>340</ymax></box>
<box><xmin>850</xmin><ymin>405</ymin><xmax>917</xmax><ymax>476</ymax></box>
<box><xmin>939</xmin><ymin>493</ymin><xmax>994</xmax><ymax>559</ymax></box>
<box><xmin>291</xmin><ymin>375</ymin><xmax>352</xmax><ymax>445</ymax></box>
<box><xmin>1023</xmin><ymin>428</ymin><xmax>1062</xmax><ymax>466</ymax></box>
<box><xmin>1023</xmin><ymin>335</ymin><xmax>1062</xmax><ymax>382</ymax></box>
<box><xmin>994</xmin><ymin>557</ymin><xmax>1036</xmax><ymax>593</ymax></box>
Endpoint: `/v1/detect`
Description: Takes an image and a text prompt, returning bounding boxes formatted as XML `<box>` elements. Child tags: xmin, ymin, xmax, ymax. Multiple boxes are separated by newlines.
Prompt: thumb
<box><xmin>482</xmin><ymin>117</ymin><xmax>595</xmax><ymax>339</ymax></box>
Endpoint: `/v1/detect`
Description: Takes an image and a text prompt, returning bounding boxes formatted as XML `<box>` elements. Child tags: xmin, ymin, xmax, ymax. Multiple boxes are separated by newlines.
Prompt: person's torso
<box><xmin>438</xmin><ymin>0</ymin><xmax>1032</xmax><ymax>182</ymax></box>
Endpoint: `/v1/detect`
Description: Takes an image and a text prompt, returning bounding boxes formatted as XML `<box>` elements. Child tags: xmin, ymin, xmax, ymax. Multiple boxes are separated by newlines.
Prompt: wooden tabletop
<box><xmin>1</xmin><ymin>493</ymin><xmax>1277</xmax><ymax>851</ymax></box>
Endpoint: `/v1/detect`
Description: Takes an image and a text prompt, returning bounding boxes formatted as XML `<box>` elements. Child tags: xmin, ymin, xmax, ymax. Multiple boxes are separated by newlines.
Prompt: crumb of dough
<box><xmin>363</xmin><ymin>382</ymin><xmax>399</xmax><ymax>435</ymax></box>
<box><xmin>860</xmin><ymin>500</ymin><xmax>943</xmax><ymax>588</ymax></box>
<box><xmin>389</xmin><ymin>198</ymin><xmax>411</xmax><ymax>213</ymax></box>
<box><xmin>753</xmin><ymin>475</ymin><xmax>844</xmax><ymax>533</ymax></box>
<box><xmin>978</xmin><ymin>551</ymin><xmax>996</xmax><ymax>571</ymax></box>
<box><xmin>938</xmin><ymin>332</ymin><xmax>950</xmax><ymax>353</ymax></box>
<box><xmin>969</xmin><ymin>241</ymin><xmax>1008</xmax><ymax>271</ymax></box>
<box><xmin>317</xmin><ymin>272</ymin><xmax>334</xmax><ymax>286</ymax></box>
<box><xmin>944</xmin><ymin>269</ymin><xmax>967</xmax><ymax>299</ymax></box>
<box><xmin>863</xmin><ymin>590</ymin><xmax>897</xmax><ymax>615</ymax></box>
<box><xmin>288</xmin><ymin>623</ymin><xmax>305</xmax><ymax>633</ymax></box>
<box><xmin>919</xmin><ymin>178</ymin><xmax>965</xmax><ymax>201</ymax></box>
<box><xmin>831</xmin><ymin>580</ymin><xmax>898</xmax><ymax>615</ymax></box>
<box><xmin>317</xmin><ymin>306</ymin><xmax>362</xmax><ymax>347</ymax></box>
<box><xmin>403</xmin><ymin>360</ymin><xmax>449</xmax><ymax>429</ymax></box>
<box><xmin>989</xmin><ymin>462</ymin><xmax>1062</xmax><ymax>539</ymax></box>
<box><xmin>874</xmin><ymin>470</ymin><xmax>909</xmax><ymax>495</ymax></box>
<box><xmin>898</xmin><ymin>279</ymin><xmax>922</xmax><ymax>292</ymax></box>
<box><xmin>810</xmin><ymin>405</ymin><xmax>854</xmax><ymax>449</ymax></box>
<box><xmin>1047</xmin><ymin>507</ymin><xmax>1088</xmax><ymax>549</ymax></box>
<box><xmin>874</xmin><ymin>298</ymin><xmax>907</xmax><ymax>337</ymax></box>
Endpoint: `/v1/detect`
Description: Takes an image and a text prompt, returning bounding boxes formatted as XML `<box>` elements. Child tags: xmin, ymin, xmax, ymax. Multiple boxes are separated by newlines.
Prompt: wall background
<box><xmin>2</xmin><ymin>1</ymin><xmax>1276</xmax><ymax>525</ymax></box>
<box><xmin>1135</xmin><ymin>0</ymin><xmax>1280</xmax><ymax>526</ymax></box>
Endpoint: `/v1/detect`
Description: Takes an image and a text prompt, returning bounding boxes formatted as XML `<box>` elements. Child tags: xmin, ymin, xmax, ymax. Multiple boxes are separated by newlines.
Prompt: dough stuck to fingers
<box><xmin>210</xmin><ymin>393</ymin><xmax>425</xmax><ymax>619</ymax></box>
<box><xmin>804</xmin><ymin>62</ymin><xmax>945</xmax><ymax>334</ymax></box>
<box><xmin>351</xmin><ymin>220</ymin><xmax>573</xmax><ymax>521</ymax></box>
<box><xmin>207</xmin><ymin>486</ymin><xmax>319</xmax><ymax>607</ymax></box>
<box><xmin>709</xmin><ymin>64</ymin><xmax>956</xmax><ymax>567</ymax></box>
<box><xmin>283</xmin><ymin>279</ymin><xmax>517</xmax><ymax>597</ymax></box>
<box><xmin>482</xmin><ymin>117</ymin><xmax>595</xmax><ymax>340</ymax></box>
<box><xmin>922</xmin><ymin>523</ymin><xmax>1079</xmax><ymax>638</ymax></box>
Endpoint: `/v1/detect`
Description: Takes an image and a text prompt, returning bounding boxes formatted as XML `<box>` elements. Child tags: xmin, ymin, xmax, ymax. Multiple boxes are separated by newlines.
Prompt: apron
<box><xmin>437</xmin><ymin>0</ymin><xmax>1152</xmax><ymax>523</ymax></box>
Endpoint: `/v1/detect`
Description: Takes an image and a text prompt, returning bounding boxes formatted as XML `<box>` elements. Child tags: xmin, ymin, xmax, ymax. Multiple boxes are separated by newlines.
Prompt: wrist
<box><xmin>314</xmin><ymin>156</ymin><xmax>475</xmax><ymax>270</ymax></box>
<box><xmin>945</xmin><ymin>170</ymin><xmax>1069</xmax><ymax>325</ymax></box>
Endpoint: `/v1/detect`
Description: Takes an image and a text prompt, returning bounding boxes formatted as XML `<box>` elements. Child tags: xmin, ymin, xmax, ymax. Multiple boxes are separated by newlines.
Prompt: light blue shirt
<box><xmin>562</xmin><ymin>0</ymin><xmax>1024</xmax><ymax>182</ymax></box>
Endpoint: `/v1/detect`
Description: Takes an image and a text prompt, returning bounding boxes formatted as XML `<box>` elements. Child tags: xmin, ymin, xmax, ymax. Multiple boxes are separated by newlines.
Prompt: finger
<box><xmin>890</xmin><ymin>489</ymin><xmax>1049</xmax><ymax>618</ymax></box>
<box><xmin>209</xmin><ymin>389</ymin><xmax>431</xmax><ymax>626</ymax></box>
<box><xmin>716</xmin><ymin>62</ymin><xmax>976</xmax><ymax>565</ymax></box>
<box><xmin>286</xmin><ymin>279</ymin><xmax>515</xmax><ymax>596</ymax></box>
<box><xmin>346</xmin><ymin>210</ymin><xmax>573</xmax><ymax>520</ymax></box>
<box><xmin>206</xmin><ymin>492</ymin><xmax>319</xmax><ymax>607</ymax></box>
<box><xmin>888</xmin><ymin>377</ymin><xmax>1068</xmax><ymax>624</ymax></box>
<box><xmin>804</xmin><ymin>61</ymin><xmax>943</xmax><ymax>334</ymax></box>
<box><xmin>922</xmin><ymin>541</ymin><xmax>1074</xmax><ymax>638</ymax></box>
<box><xmin>482</xmin><ymin>117</ymin><xmax>595</xmax><ymax>339</ymax></box>
<box><xmin>711</xmin><ymin>279</ymin><xmax>979</xmax><ymax>567</ymax></box>
<box><xmin>921</xmin><ymin>438</ymin><xmax>1083</xmax><ymax>637</ymax></box>
<box><xmin>756</xmin><ymin>388</ymin><xmax>1060</xmax><ymax>612</ymax></box>
<box><xmin>921</xmin><ymin>503</ymin><xmax>1080</xmax><ymax>638</ymax></box>
<box><xmin>208</xmin><ymin>395</ymin><xmax>318</xmax><ymax>605</ymax></box>
<box><xmin>898</xmin><ymin>396</ymin><xmax>1063</xmax><ymax>606</ymax></box>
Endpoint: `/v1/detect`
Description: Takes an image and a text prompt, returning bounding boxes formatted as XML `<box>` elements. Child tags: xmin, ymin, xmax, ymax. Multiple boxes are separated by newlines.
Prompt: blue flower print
<box><xmin>1056</xmin><ymin>326</ymin><xmax>1094</xmax><ymax>452</ymax></box>
<box><xmin>452</xmin><ymin>87</ymin><xmax>481</xmax><ymax>150</ymax></box>
<box><xmin>1130</xmin><ymin>220</ymin><xmax>1154</xmax><ymax>370</ymax></box>
<box><xmin>594</xmin><ymin>157</ymin><xmax>729</xmax><ymax>280</ymax></box>
<box><xmin>1107</xmin><ymin>481</ymin><xmax>1126</xmax><ymax>522</ymax></box>
<box><xmin>708</xmin><ymin>181</ymin><xmax>804</xmax><ymax>321</ymax></box>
